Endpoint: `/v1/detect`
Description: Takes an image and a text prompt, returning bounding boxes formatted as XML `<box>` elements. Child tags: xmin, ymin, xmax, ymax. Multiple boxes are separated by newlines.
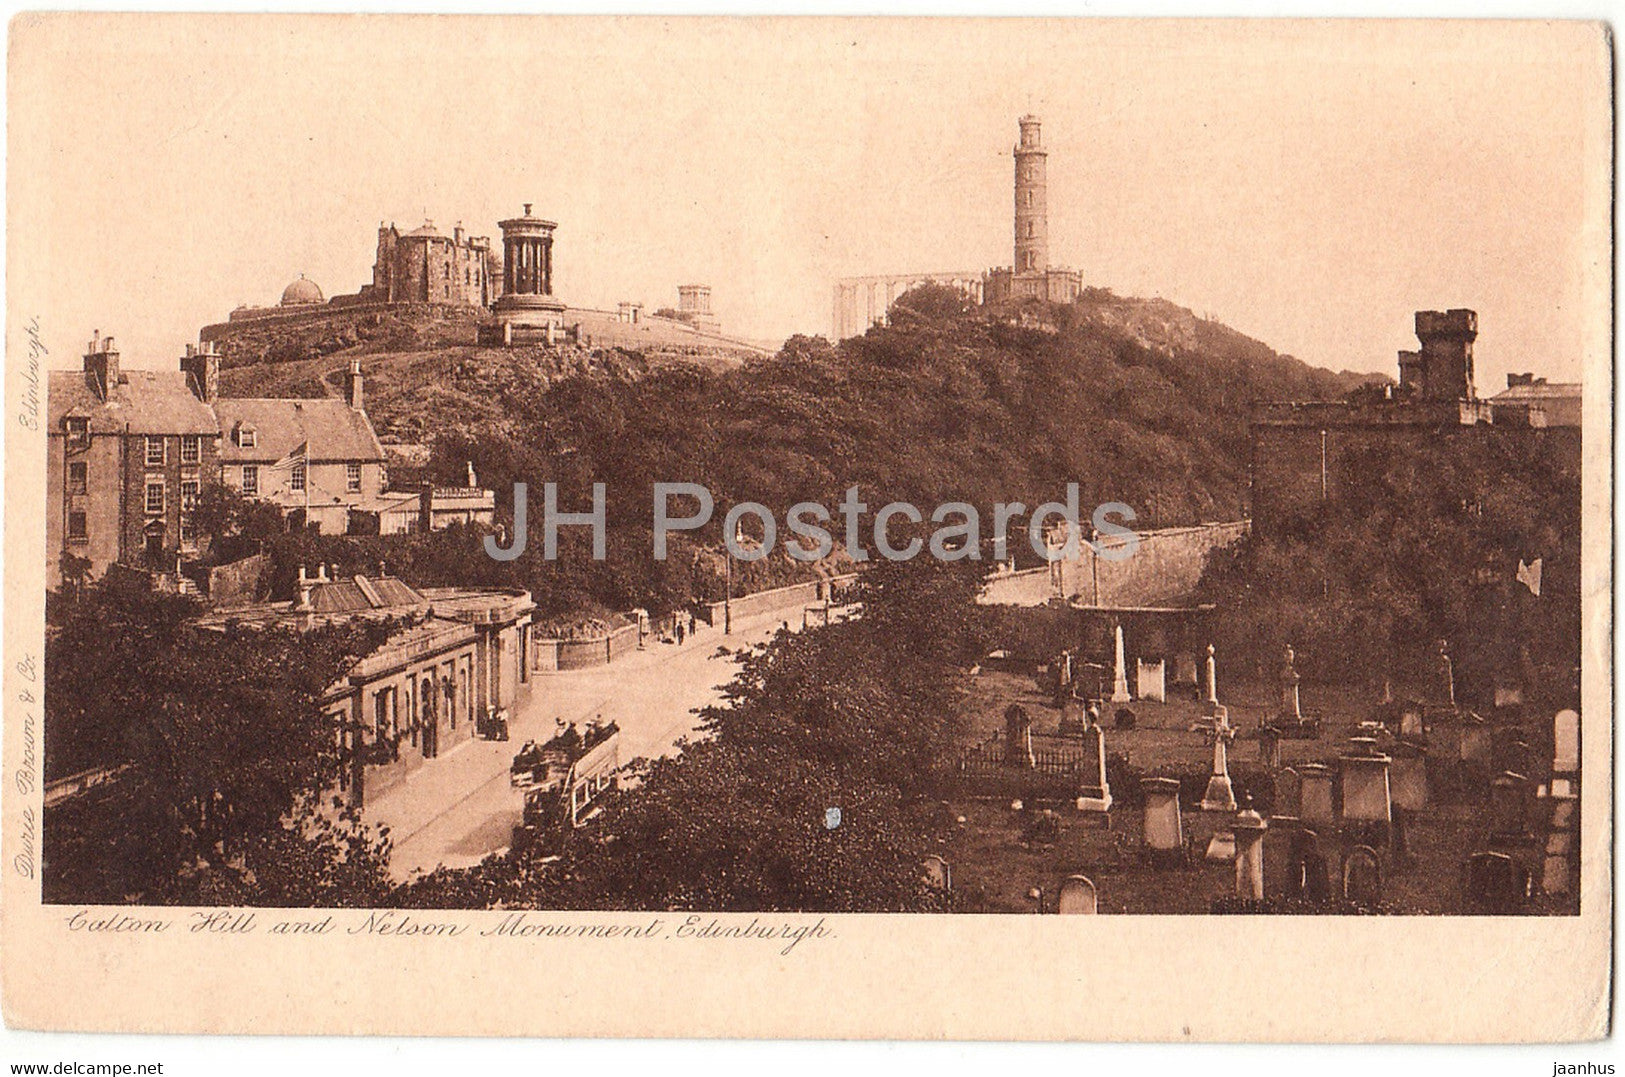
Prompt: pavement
<box><xmin>366</xmin><ymin>606</ymin><xmax>810</xmax><ymax>880</ymax></box>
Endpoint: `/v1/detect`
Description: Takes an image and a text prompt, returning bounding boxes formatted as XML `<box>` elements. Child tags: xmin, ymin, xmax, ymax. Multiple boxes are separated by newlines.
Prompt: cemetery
<box><xmin>928</xmin><ymin>638</ymin><xmax>1581</xmax><ymax>915</ymax></box>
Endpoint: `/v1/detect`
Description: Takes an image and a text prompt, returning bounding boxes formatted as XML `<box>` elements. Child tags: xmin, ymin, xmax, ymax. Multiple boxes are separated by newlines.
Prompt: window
<box><xmin>145</xmin><ymin>481</ymin><xmax>165</xmax><ymax>516</ymax></box>
<box><xmin>346</xmin><ymin>463</ymin><xmax>362</xmax><ymax>493</ymax></box>
<box><xmin>237</xmin><ymin>424</ymin><xmax>257</xmax><ymax>449</ymax></box>
<box><xmin>65</xmin><ymin>417</ymin><xmax>89</xmax><ymax>448</ymax></box>
<box><xmin>181</xmin><ymin>435</ymin><xmax>201</xmax><ymax>464</ymax></box>
<box><xmin>180</xmin><ymin>479</ymin><xmax>199</xmax><ymax>512</ymax></box>
<box><xmin>241</xmin><ymin>464</ymin><xmax>259</xmax><ymax>496</ymax></box>
<box><xmin>145</xmin><ymin>436</ymin><xmax>165</xmax><ymax>467</ymax></box>
<box><xmin>67</xmin><ymin>461</ymin><xmax>87</xmax><ymax>495</ymax></box>
<box><xmin>290</xmin><ymin>462</ymin><xmax>306</xmax><ymax>493</ymax></box>
<box><xmin>67</xmin><ymin>511</ymin><xmax>87</xmax><ymax>543</ymax></box>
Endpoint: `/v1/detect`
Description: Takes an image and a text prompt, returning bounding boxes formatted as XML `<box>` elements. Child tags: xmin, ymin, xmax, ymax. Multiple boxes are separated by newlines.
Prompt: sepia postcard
<box><xmin>1</xmin><ymin>13</ymin><xmax>1612</xmax><ymax>1041</ymax></box>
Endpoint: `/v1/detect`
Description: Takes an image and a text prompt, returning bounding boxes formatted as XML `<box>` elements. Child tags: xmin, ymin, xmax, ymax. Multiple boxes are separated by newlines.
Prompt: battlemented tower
<box><xmin>1013</xmin><ymin>114</ymin><xmax>1048</xmax><ymax>275</ymax></box>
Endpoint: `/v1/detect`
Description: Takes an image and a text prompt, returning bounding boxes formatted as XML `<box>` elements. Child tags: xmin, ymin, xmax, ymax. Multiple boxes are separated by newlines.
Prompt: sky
<box><xmin>9</xmin><ymin>16</ymin><xmax>1608</xmax><ymax>390</ymax></box>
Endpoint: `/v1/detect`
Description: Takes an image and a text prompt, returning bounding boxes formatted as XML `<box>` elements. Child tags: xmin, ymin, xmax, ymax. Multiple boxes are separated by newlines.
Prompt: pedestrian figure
<box><xmin>676</xmin><ymin>621</ymin><xmax>686</xmax><ymax>644</ymax></box>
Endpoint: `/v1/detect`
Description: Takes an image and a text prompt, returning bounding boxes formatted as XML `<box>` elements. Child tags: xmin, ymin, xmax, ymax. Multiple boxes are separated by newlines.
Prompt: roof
<box><xmin>48</xmin><ymin>368</ymin><xmax>219</xmax><ymax>436</ymax></box>
<box><xmin>308</xmin><ymin>574</ymin><xmax>427</xmax><ymax>615</ymax></box>
<box><xmin>403</xmin><ymin>221</ymin><xmax>445</xmax><ymax>240</ymax></box>
<box><xmin>1490</xmin><ymin>383</ymin><xmax>1581</xmax><ymax>402</ymax></box>
<box><xmin>280</xmin><ymin>275</ymin><xmax>324</xmax><ymax>306</ymax></box>
<box><xmin>352</xmin><ymin>490</ymin><xmax>423</xmax><ymax>516</ymax></box>
<box><xmin>215</xmin><ymin>397</ymin><xmax>386</xmax><ymax>464</ymax></box>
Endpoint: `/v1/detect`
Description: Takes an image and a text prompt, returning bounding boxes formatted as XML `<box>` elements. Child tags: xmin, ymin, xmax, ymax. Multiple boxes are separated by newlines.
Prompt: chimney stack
<box><xmin>296</xmin><ymin>565</ymin><xmax>314</xmax><ymax>610</ymax></box>
<box><xmin>180</xmin><ymin>340</ymin><xmax>220</xmax><ymax>403</ymax></box>
<box><xmin>346</xmin><ymin>358</ymin><xmax>364</xmax><ymax>411</ymax></box>
<box><xmin>84</xmin><ymin>331</ymin><xmax>121</xmax><ymax>401</ymax></box>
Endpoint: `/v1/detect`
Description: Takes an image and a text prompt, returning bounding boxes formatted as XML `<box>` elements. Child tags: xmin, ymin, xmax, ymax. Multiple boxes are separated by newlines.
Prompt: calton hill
<box><xmin>44</xmin><ymin>286</ymin><xmax>1582</xmax><ymax>914</ymax></box>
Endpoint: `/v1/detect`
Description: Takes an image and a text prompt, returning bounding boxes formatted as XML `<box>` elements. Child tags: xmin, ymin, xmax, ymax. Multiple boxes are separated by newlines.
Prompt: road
<box><xmin>366</xmin><ymin>607</ymin><xmax>808</xmax><ymax>880</ymax></box>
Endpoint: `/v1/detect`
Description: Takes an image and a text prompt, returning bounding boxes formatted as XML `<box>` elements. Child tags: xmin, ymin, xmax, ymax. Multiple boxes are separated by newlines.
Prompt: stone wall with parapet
<box><xmin>199</xmin><ymin>303</ymin><xmax>483</xmax><ymax>368</ymax></box>
<box><xmin>981</xmin><ymin>520</ymin><xmax>1250</xmax><ymax>608</ymax></box>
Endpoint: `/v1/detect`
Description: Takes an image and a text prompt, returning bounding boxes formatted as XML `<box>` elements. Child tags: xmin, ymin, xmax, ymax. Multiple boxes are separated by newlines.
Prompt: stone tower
<box><xmin>1013</xmin><ymin>114</ymin><xmax>1049</xmax><ymax>275</ymax></box>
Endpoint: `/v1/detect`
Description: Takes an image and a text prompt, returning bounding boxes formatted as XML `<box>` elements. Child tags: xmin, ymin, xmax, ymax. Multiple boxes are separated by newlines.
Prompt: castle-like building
<box><xmin>832</xmin><ymin>114</ymin><xmax>1081</xmax><ymax>340</ymax></box>
<box><xmin>361</xmin><ymin>221</ymin><xmax>497</xmax><ymax>307</ymax></box>
<box><xmin>1249</xmin><ymin>309</ymin><xmax>1581</xmax><ymax>537</ymax></box>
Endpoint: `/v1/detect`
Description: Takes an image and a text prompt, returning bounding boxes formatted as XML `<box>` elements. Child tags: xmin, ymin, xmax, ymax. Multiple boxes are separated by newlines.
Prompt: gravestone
<box><xmin>1203</xmin><ymin>643</ymin><xmax>1221</xmax><ymax>715</ymax></box>
<box><xmin>1553</xmin><ymin>709</ymin><xmax>1580</xmax><ymax>777</ymax></box>
<box><xmin>1285</xmin><ymin>827</ymin><xmax>1330</xmax><ymax>902</ymax></box>
<box><xmin>1232</xmin><ymin>806</ymin><xmax>1268</xmax><ymax>900</ymax></box>
<box><xmin>1340</xmin><ymin>754</ymin><xmax>1393</xmax><ymax>826</ymax></box>
<box><xmin>1542</xmin><ymin>791</ymin><xmax>1579</xmax><ymax>896</ymax></box>
<box><xmin>1258</xmin><ymin>725</ymin><xmax>1282</xmax><ymax>769</ymax></box>
<box><xmin>1076</xmin><ymin>725</ymin><xmax>1113</xmax><ymax>813</ymax></box>
<box><xmin>1388</xmin><ymin>746</ymin><xmax>1429</xmax><ymax>813</ymax></box>
<box><xmin>1433</xmin><ymin>639</ymin><xmax>1456</xmax><ymax>708</ymax></box>
<box><xmin>1459</xmin><ymin>717</ymin><xmax>1492</xmax><ymax>764</ymax></box>
<box><xmin>1004</xmin><ymin>704</ymin><xmax>1035</xmax><ymax>768</ymax></box>
<box><xmin>1398</xmin><ymin>702</ymin><xmax>1425</xmax><ymax>741</ymax></box>
<box><xmin>1278</xmin><ymin>645</ymin><xmax>1303</xmax><ymax>722</ymax></box>
<box><xmin>1201</xmin><ymin>724</ymin><xmax>1237</xmax><ymax>812</ymax></box>
<box><xmin>1136</xmin><ymin>659</ymin><xmax>1166</xmax><ymax>703</ymax></box>
<box><xmin>1498</xmin><ymin>738</ymin><xmax>1535</xmax><ymax>782</ymax></box>
<box><xmin>1298</xmin><ymin>763</ymin><xmax>1335</xmax><ymax>827</ymax></box>
<box><xmin>1110</xmin><ymin>624</ymin><xmax>1132</xmax><ymax>703</ymax></box>
<box><xmin>1262</xmin><ymin>816</ymin><xmax>1302</xmax><ymax>897</ymax></box>
<box><xmin>1205</xmin><ymin>830</ymin><xmax>1236</xmax><ymax>862</ymax></box>
<box><xmin>1173</xmin><ymin>652</ymin><xmax>1198</xmax><ymax>688</ymax></box>
<box><xmin>1342</xmin><ymin>844</ymin><xmax>1383</xmax><ymax>907</ymax></box>
<box><xmin>1463</xmin><ymin>851</ymin><xmax>1530</xmax><ymax>913</ymax></box>
<box><xmin>1275</xmin><ymin>767</ymin><xmax>1303</xmax><ymax>817</ymax></box>
<box><xmin>921</xmin><ymin>855</ymin><xmax>952</xmax><ymax>892</ymax></box>
<box><xmin>1494</xmin><ymin>684</ymin><xmax>1524</xmax><ymax>709</ymax></box>
<box><xmin>1488</xmin><ymin>771</ymin><xmax>1534</xmax><ymax>842</ymax></box>
<box><xmin>1141</xmin><ymin>776</ymin><xmax>1184</xmax><ymax>862</ymax></box>
<box><xmin>1056</xmin><ymin>874</ymin><xmax>1098</xmax><ymax>914</ymax></box>
<box><xmin>1549</xmin><ymin>793</ymin><xmax>1578</xmax><ymax>833</ymax></box>
<box><xmin>1346</xmin><ymin>736</ymin><xmax>1380</xmax><ymax>756</ymax></box>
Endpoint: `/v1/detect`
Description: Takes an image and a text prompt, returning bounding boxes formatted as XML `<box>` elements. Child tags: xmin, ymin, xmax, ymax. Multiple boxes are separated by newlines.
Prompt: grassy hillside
<box><xmin>223</xmin><ymin>286</ymin><xmax>1377</xmax><ymax>523</ymax></box>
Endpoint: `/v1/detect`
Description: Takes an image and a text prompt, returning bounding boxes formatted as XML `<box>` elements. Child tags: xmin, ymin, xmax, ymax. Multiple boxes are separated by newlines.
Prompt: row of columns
<box><xmin>831</xmin><ymin>274</ymin><xmax>985</xmax><ymax>340</ymax></box>
<box><xmin>504</xmin><ymin>236</ymin><xmax>554</xmax><ymax>297</ymax></box>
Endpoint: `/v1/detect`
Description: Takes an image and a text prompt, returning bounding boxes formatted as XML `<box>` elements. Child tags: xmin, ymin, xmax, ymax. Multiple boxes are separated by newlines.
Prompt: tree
<box><xmin>43</xmin><ymin>578</ymin><xmax>396</xmax><ymax>904</ymax></box>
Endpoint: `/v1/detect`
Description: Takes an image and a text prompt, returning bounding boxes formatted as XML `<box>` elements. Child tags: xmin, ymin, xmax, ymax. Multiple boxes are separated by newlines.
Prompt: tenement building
<box><xmin>47</xmin><ymin>337</ymin><xmax>389</xmax><ymax>588</ymax></box>
<box><xmin>46</xmin><ymin>334</ymin><xmax>222</xmax><ymax>588</ymax></box>
<box><xmin>1249</xmin><ymin>309</ymin><xmax>1584</xmax><ymax>536</ymax></box>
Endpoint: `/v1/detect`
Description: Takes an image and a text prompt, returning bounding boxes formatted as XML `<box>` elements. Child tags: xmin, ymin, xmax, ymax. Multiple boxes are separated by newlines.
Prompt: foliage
<box><xmin>1198</xmin><ymin>429</ymin><xmax>1581</xmax><ymax>704</ymax></box>
<box><xmin>42</xmin><ymin>578</ymin><xmax>395</xmax><ymax>904</ymax></box>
